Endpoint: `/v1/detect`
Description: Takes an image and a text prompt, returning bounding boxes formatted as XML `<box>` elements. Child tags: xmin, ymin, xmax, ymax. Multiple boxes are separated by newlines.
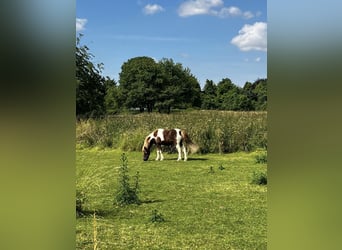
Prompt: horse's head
<box><xmin>142</xmin><ymin>136</ymin><xmax>151</xmax><ymax>161</ymax></box>
<box><xmin>142</xmin><ymin>146</ymin><xmax>150</xmax><ymax>161</ymax></box>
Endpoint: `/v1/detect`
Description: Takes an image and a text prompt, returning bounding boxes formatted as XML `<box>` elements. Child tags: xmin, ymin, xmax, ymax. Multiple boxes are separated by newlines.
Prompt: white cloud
<box><xmin>255</xmin><ymin>57</ymin><xmax>261</xmax><ymax>62</ymax></box>
<box><xmin>215</xmin><ymin>7</ymin><xmax>255</xmax><ymax>19</ymax></box>
<box><xmin>76</xmin><ymin>18</ymin><xmax>87</xmax><ymax>32</ymax></box>
<box><xmin>143</xmin><ymin>4</ymin><xmax>164</xmax><ymax>15</ymax></box>
<box><xmin>178</xmin><ymin>0</ymin><xmax>224</xmax><ymax>17</ymax></box>
<box><xmin>216</xmin><ymin>6</ymin><xmax>241</xmax><ymax>18</ymax></box>
<box><xmin>231</xmin><ymin>22</ymin><xmax>267</xmax><ymax>52</ymax></box>
<box><xmin>243</xmin><ymin>11</ymin><xmax>254</xmax><ymax>19</ymax></box>
<box><xmin>178</xmin><ymin>0</ymin><xmax>258</xmax><ymax>19</ymax></box>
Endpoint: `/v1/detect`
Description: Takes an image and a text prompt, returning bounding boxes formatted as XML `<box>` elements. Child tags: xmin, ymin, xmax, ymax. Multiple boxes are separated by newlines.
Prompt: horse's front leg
<box><xmin>155</xmin><ymin>149</ymin><xmax>160</xmax><ymax>161</ymax></box>
<box><xmin>155</xmin><ymin>145</ymin><xmax>164</xmax><ymax>161</ymax></box>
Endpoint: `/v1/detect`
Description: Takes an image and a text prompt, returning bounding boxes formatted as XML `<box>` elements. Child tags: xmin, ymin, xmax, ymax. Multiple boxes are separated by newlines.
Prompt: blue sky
<box><xmin>76</xmin><ymin>0</ymin><xmax>267</xmax><ymax>88</ymax></box>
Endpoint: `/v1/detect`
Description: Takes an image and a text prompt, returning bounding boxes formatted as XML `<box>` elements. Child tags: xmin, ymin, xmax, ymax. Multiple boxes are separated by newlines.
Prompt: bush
<box><xmin>251</xmin><ymin>171</ymin><xmax>267</xmax><ymax>185</ymax></box>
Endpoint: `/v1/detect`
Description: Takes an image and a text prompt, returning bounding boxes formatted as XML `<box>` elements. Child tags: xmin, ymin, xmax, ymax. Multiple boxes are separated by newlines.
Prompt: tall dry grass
<box><xmin>76</xmin><ymin>110</ymin><xmax>267</xmax><ymax>153</ymax></box>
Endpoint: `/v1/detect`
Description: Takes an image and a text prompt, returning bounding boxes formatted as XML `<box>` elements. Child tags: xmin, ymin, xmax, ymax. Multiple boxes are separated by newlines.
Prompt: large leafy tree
<box><xmin>156</xmin><ymin>58</ymin><xmax>201</xmax><ymax>112</ymax></box>
<box><xmin>104</xmin><ymin>77</ymin><xmax>121</xmax><ymax>114</ymax></box>
<box><xmin>201</xmin><ymin>79</ymin><xmax>218</xmax><ymax>109</ymax></box>
<box><xmin>119</xmin><ymin>57</ymin><xmax>201</xmax><ymax>113</ymax></box>
<box><xmin>119</xmin><ymin>56</ymin><xmax>161</xmax><ymax>112</ymax></box>
<box><xmin>216</xmin><ymin>78</ymin><xmax>238</xmax><ymax>110</ymax></box>
<box><xmin>253</xmin><ymin>79</ymin><xmax>267</xmax><ymax>110</ymax></box>
<box><xmin>76</xmin><ymin>35</ymin><xmax>106</xmax><ymax>118</ymax></box>
<box><xmin>242</xmin><ymin>78</ymin><xmax>267</xmax><ymax>110</ymax></box>
<box><xmin>201</xmin><ymin>78</ymin><xmax>254</xmax><ymax>111</ymax></box>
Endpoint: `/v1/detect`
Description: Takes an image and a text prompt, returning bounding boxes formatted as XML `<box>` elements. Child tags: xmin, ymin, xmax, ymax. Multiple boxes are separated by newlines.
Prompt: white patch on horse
<box><xmin>157</xmin><ymin>129</ymin><xmax>165</xmax><ymax>142</ymax></box>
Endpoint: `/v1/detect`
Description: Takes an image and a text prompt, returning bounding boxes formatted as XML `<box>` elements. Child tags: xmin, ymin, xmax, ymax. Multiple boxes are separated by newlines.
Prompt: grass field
<box><xmin>76</xmin><ymin>148</ymin><xmax>267</xmax><ymax>249</ymax></box>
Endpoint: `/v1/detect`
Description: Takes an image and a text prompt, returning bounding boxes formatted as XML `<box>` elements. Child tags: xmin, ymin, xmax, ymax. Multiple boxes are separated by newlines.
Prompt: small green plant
<box><xmin>251</xmin><ymin>171</ymin><xmax>267</xmax><ymax>185</ymax></box>
<box><xmin>218</xmin><ymin>164</ymin><xmax>225</xmax><ymax>170</ymax></box>
<box><xmin>208</xmin><ymin>166</ymin><xmax>215</xmax><ymax>174</ymax></box>
<box><xmin>255</xmin><ymin>152</ymin><xmax>267</xmax><ymax>164</ymax></box>
<box><xmin>76</xmin><ymin>189</ymin><xmax>87</xmax><ymax>217</ymax></box>
<box><xmin>150</xmin><ymin>209</ymin><xmax>165</xmax><ymax>223</ymax></box>
<box><xmin>115</xmin><ymin>153</ymin><xmax>141</xmax><ymax>206</ymax></box>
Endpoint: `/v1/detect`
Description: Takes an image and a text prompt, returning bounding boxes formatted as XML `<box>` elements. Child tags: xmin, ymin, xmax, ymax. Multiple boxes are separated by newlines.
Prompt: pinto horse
<box><xmin>142</xmin><ymin>128</ymin><xmax>198</xmax><ymax>161</ymax></box>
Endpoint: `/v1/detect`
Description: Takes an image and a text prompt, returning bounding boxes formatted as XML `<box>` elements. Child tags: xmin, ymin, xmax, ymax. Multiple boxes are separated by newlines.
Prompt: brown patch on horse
<box><xmin>153</xmin><ymin>129</ymin><xmax>158</xmax><ymax>137</ymax></box>
<box><xmin>155</xmin><ymin>136</ymin><xmax>162</xmax><ymax>144</ymax></box>
<box><xmin>162</xmin><ymin>129</ymin><xmax>177</xmax><ymax>146</ymax></box>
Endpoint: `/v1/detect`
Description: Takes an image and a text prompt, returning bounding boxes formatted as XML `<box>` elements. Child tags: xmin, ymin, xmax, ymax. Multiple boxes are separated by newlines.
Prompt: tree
<box><xmin>156</xmin><ymin>58</ymin><xmax>201</xmax><ymax>112</ymax></box>
<box><xmin>104</xmin><ymin>77</ymin><xmax>122</xmax><ymax>114</ymax></box>
<box><xmin>253</xmin><ymin>79</ymin><xmax>267</xmax><ymax>110</ymax></box>
<box><xmin>119</xmin><ymin>56</ymin><xmax>161</xmax><ymax>112</ymax></box>
<box><xmin>201</xmin><ymin>79</ymin><xmax>218</xmax><ymax>109</ymax></box>
<box><xmin>242</xmin><ymin>78</ymin><xmax>267</xmax><ymax>110</ymax></box>
<box><xmin>216</xmin><ymin>78</ymin><xmax>238</xmax><ymax>110</ymax></box>
<box><xmin>119</xmin><ymin>57</ymin><xmax>201</xmax><ymax>113</ymax></box>
<box><xmin>76</xmin><ymin>34</ymin><xmax>106</xmax><ymax>118</ymax></box>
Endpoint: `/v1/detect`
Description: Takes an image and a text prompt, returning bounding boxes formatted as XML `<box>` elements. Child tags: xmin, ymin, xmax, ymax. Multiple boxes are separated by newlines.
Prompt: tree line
<box><xmin>76</xmin><ymin>35</ymin><xmax>267</xmax><ymax>118</ymax></box>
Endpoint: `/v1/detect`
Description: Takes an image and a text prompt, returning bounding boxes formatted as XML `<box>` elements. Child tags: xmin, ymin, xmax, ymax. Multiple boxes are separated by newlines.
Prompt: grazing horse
<box><xmin>142</xmin><ymin>128</ymin><xmax>198</xmax><ymax>161</ymax></box>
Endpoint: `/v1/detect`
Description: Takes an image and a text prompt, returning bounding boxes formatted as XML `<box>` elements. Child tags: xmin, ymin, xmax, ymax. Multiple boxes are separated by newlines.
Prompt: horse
<box><xmin>142</xmin><ymin>128</ymin><xmax>198</xmax><ymax>161</ymax></box>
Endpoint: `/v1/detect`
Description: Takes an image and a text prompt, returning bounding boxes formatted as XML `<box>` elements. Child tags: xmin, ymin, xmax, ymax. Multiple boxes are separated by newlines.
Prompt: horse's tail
<box><xmin>181</xmin><ymin>130</ymin><xmax>199</xmax><ymax>154</ymax></box>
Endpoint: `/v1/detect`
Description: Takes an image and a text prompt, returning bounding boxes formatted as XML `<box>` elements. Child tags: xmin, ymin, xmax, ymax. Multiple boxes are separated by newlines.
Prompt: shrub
<box><xmin>251</xmin><ymin>171</ymin><xmax>267</xmax><ymax>185</ymax></box>
<box><xmin>115</xmin><ymin>153</ymin><xmax>141</xmax><ymax>206</ymax></box>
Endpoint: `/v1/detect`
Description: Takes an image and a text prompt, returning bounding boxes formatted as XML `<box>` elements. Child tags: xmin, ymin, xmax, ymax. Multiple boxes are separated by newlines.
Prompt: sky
<box><xmin>76</xmin><ymin>0</ymin><xmax>267</xmax><ymax>88</ymax></box>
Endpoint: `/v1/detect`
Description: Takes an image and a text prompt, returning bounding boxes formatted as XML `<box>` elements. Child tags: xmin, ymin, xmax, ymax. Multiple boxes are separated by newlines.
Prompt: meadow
<box><xmin>76</xmin><ymin>111</ymin><xmax>267</xmax><ymax>249</ymax></box>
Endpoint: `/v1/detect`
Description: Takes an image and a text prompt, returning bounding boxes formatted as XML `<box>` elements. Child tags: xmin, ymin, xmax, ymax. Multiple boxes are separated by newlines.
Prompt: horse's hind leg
<box><xmin>182</xmin><ymin>145</ymin><xmax>188</xmax><ymax>161</ymax></box>
<box><xmin>159</xmin><ymin>149</ymin><xmax>164</xmax><ymax>161</ymax></box>
<box><xmin>176</xmin><ymin>144</ymin><xmax>182</xmax><ymax>161</ymax></box>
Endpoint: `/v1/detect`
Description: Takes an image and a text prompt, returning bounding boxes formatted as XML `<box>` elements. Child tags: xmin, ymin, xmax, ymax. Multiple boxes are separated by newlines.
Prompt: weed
<box><xmin>115</xmin><ymin>153</ymin><xmax>141</xmax><ymax>205</ymax></box>
<box><xmin>150</xmin><ymin>209</ymin><xmax>165</xmax><ymax>223</ymax></box>
<box><xmin>209</xmin><ymin>166</ymin><xmax>215</xmax><ymax>174</ymax></box>
<box><xmin>218</xmin><ymin>164</ymin><xmax>225</xmax><ymax>170</ymax></box>
<box><xmin>76</xmin><ymin>189</ymin><xmax>87</xmax><ymax>217</ymax></box>
<box><xmin>251</xmin><ymin>171</ymin><xmax>267</xmax><ymax>185</ymax></box>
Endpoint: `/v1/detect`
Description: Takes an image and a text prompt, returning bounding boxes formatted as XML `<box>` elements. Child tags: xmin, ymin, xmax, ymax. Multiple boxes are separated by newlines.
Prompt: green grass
<box><xmin>76</xmin><ymin>148</ymin><xmax>267</xmax><ymax>249</ymax></box>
